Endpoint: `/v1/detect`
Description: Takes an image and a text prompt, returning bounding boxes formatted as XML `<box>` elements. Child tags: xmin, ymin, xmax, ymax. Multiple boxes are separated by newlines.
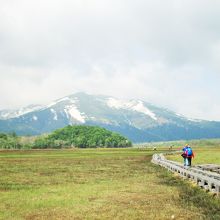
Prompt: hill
<box><xmin>33</xmin><ymin>125</ymin><xmax>132</xmax><ymax>148</ymax></box>
<box><xmin>1</xmin><ymin>92</ymin><xmax>220</xmax><ymax>142</ymax></box>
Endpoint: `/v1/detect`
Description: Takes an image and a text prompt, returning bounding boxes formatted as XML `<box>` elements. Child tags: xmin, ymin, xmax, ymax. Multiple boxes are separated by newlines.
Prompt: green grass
<box><xmin>156</xmin><ymin>166</ymin><xmax>220</xmax><ymax>220</ymax></box>
<box><xmin>167</xmin><ymin>147</ymin><xmax>220</xmax><ymax>165</ymax></box>
<box><xmin>0</xmin><ymin>147</ymin><xmax>220</xmax><ymax>219</ymax></box>
<box><xmin>136</xmin><ymin>138</ymin><xmax>220</xmax><ymax>149</ymax></box>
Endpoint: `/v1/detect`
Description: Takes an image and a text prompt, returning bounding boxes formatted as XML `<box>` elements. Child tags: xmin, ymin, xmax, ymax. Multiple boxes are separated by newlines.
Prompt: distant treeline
<box><xmin>0</xmin><ymin>125</ymin><xmax>132</xmax><ymax>149</ymax></box>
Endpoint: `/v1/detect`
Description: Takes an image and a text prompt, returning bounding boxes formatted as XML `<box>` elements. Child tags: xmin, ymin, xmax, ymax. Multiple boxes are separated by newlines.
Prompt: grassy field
<box><xmin>165</xmin><ymin>139</ymin><xmax>220</xmax><ymax>165</ymax></box>
<box><xmin>167</xmin><ymin>148</ymin><xmax>220</xmax><ymax>165</ymax></box>
<box><xmin>1</xmin><ymin>147</ymin><xmax>220</xmax><ymax>219</ymax></box>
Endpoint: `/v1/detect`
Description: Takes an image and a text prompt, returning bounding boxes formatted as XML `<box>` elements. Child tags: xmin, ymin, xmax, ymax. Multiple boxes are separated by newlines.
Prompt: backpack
<box><xmin>181</xmin><ymin>152</ymin><xmax>186</xmax><ymax>158</ymax></box>
<box><xmin>186</xmin><ymin>147</ymin><xmax>193</xmax><ymax>156</ymax></box>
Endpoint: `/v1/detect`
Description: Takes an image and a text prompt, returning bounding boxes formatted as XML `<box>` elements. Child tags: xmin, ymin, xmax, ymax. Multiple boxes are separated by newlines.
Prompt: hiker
<box><xmin>181</xmin><ymin>145</ymin><xmax>188</xmax><ymax>166</ymax></box>
<box><xmin>185</xmin><ymin>145</ymin><xmax>194</xmax><ymax>166</ymax></box>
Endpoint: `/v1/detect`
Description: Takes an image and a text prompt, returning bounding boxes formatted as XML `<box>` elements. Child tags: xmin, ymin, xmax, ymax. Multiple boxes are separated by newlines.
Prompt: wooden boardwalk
<box><xmin>152</xmin><ymin>152</ymin><xmax>220</xmax><ymax>194</ymax></box>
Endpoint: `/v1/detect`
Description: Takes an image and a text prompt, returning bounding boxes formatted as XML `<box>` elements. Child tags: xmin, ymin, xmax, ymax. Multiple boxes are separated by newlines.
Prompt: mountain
<box><xmin>0</xmin><ymin>92</ymin><xmax>220</xmax><ymax>142</ymax></box>
<box><xmin>0</xmin><ymin>104</ymin><xmax>43</xmax><ymax>120</ymax></box>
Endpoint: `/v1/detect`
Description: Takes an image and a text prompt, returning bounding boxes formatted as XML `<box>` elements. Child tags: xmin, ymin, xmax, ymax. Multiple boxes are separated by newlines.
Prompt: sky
<box><xmin>0</xmin><ymin>0</ymin><xmax>220</xmax><ymax>120</ymax></box>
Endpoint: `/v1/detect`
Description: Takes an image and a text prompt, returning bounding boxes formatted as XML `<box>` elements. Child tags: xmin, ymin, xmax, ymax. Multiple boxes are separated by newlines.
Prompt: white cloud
<box><xmin>0</xmin><ymin>0</ymin><xmax>220</xmax><ymax>120</ymax></box>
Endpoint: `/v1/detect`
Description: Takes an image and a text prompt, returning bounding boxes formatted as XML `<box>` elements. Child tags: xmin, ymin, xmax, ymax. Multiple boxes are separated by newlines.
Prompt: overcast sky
<box><xmin>0</xmin><ymin>0</ymin><xmax>220</xmax><ymax>120</ymax></box>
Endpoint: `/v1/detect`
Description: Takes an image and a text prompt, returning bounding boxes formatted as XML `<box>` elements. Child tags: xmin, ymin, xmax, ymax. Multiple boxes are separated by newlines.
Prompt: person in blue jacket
<box><xmin>185</xmin><ymin>145</ymin><xmax>194</xmax><ymax>166</ymax></box>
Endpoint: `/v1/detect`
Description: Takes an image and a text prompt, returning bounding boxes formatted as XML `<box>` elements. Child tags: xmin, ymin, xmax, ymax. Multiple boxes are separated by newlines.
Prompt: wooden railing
<box><xmin>151</xmin><ymin>152</ymin><xmax>220</xmax><ymax>194</ymax></box>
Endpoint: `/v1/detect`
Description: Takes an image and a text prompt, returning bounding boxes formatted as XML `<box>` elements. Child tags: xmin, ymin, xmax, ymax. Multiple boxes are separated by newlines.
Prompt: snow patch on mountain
<box><xmin>66</xmin><ymin>105</ymin><xmax>86</xmax><ymax>123</ymax></box>
<box><xmin>57</xmin><ymin>97</ymin><xmax>71</xmax><ymax>102</ymax></box>
<box><xmin>55</xmin><ymin>97</ymin><xmax>86</xmax><ymax>123</ymax></box>
<box><xmin>175</xmin><ymin>112</ymin><xmax>202</xmax><ymax>122</ymax></box>
<box><xmin>33</xmin><ymin>115</ymin><xmax>38</xmax><ymax>121</ymax></box>
<box><xmin>175</xmin><ymin>113</ymin><xmax>185</xmax><ymax>118</ymax></box>
<box><xmin>63</xmin><ymin>109</ymin><xmax>70</xmax><ymax>119</ymax></box>
<box><xmin>0</xmin><ymin>105</ymin><xmax>43</xmax><ymax>119</ymax></box>
<box><xmin>46</xmin><ymin>101</ymin><xmax>57</xmax><ymax>108</ymax></box>
<box><xmin>0</xmin><ymin>111</ymin><xmax>13</xmax><ymax>119</ymax></box>
<box><xmin>107</xmin><ymin>98</ymin><xmax>157</xmax><ymax>120</ymax></box>
<box><xmin>132</xmin><ymin>101</ymin><xmax>157</xmax><ymax>120</ymax></box>
<box><xmin>46</xmin><ymin>97</ymin><xmax>75</xmax><ymax>108</ymax></box>
<box><xmin>50</xmin><ymin>109</ymin><xmax>58</xmax><ymax>120</ymax></box>
<box><xmin>187</xmin><ymin>118</ymin><xmax>203</xmax><ymax>122</ymax></box>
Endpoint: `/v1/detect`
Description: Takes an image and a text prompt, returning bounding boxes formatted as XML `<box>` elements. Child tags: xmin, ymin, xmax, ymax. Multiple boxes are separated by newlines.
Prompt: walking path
<box><xmin>152</xmin><ymin>152</ymin><xmax>220</xmax><ymax>194</ymax></box>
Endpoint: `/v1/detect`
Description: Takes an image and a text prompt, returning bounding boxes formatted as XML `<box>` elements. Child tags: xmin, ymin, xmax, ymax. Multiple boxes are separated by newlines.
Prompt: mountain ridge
<box><xmin>0</xmin><ymin>92</ymin><xmax>219</xmax><ymax>142</ymax></box>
